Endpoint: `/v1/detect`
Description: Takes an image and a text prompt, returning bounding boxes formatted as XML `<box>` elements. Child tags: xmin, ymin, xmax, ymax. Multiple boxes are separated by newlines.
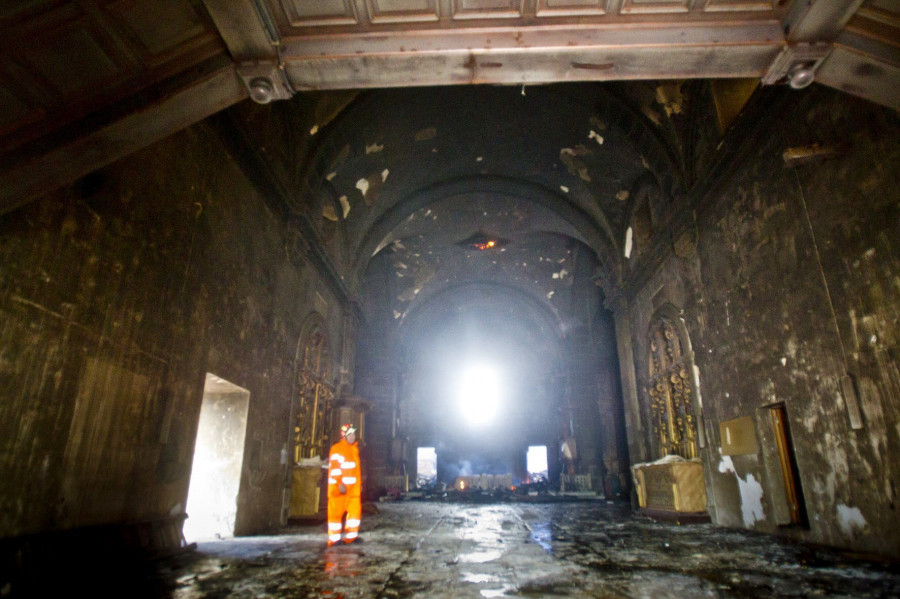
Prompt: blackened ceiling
<box><xmin>302</xmin><ymin>84</ymin><xmax>679</xmax><ymax>304</ymax></box>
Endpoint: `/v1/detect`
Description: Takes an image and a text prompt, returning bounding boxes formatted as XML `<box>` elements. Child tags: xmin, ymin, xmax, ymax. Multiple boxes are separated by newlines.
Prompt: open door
<box><xmin>184</xmin><ymin>374</ymin><xmax>250</xmax><ymax>541</ymax></box>
<box><xmin>769</xmin><ymin>404</ymin><xmax>808</xmax><ymax>527</ymax></box>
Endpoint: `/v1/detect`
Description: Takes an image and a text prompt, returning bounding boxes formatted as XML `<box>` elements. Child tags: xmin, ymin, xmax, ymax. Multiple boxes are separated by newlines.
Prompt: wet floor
<box><xmin>150</xmin><ymin>501</ymin><xmax>899</xmax><ymax>598</ymax></box>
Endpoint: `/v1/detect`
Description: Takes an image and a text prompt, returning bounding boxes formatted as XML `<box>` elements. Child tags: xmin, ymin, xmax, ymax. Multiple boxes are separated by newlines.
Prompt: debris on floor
<box><xmin>149</xmin><ymin>501</ymin><xmax>899</xmax><ymax>598</ymax></box>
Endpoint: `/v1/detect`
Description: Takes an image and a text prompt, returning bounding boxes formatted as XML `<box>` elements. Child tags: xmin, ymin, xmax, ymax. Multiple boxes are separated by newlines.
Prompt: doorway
<box><xmin>527</xmin><ymin>445</ymin><xmax>549</xmax><ymax>483</ymax></box>
<box><xmin>416</xmin><ymin>447</ymin><xmax>437</xmax><ymax>488</ymax></box>
<box><xmin>184</xmin><ymin>373</ymin><xmax>250</xmax><ymax>541</ymax></box>
<box><xmin>769</xmin><ymin>404</ymin><xmax>808</xmax><ymax>527</ymax></box>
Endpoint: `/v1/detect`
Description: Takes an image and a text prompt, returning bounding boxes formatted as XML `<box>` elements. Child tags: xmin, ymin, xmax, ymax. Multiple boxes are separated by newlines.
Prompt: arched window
<box><xmin>646</xmin><ymin>316</ymin><xmax>699</xmax><ymax>459</ymax></box>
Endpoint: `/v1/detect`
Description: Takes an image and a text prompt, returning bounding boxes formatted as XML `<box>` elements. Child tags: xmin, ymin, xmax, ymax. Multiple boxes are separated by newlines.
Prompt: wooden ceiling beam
<box><xmin>0</xmin><ymin>57</ymin><xmax>247</xmax><ymax>215</ymax></box>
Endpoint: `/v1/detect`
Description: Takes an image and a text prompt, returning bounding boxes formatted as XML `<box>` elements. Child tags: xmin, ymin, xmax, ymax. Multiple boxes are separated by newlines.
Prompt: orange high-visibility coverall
<box><xmin>326</xmin><ymin>437</ymin><xmax>362</xmax><ymax>545</ymax></box>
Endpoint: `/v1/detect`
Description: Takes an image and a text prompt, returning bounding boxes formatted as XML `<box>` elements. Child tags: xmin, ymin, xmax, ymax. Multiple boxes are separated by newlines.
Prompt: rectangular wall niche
<box><xmin>719</xmin><ymin>416</ymin><xmax>757</xmax><ymax>456</ymax></box>
<box><xmin>184</xmin><ymin>373</ymin><xmax>250</xmax><ymax>542</ymax></box>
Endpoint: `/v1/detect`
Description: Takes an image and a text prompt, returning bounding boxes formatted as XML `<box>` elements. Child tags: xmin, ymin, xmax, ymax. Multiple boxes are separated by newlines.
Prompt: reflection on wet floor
<box><xmin>528</xmin><ymin>520</ymin><xmax>553</xmax><ymax>554</ymax></box>
<box><xmin>148</xmin><ymin>501</ymin><xmax>900</xmax><ymax>598</ymax></box>
<box><xmin>324</xmin><ymin>547</ymin><xmax>362</xmax><ymax>578</ymax></box>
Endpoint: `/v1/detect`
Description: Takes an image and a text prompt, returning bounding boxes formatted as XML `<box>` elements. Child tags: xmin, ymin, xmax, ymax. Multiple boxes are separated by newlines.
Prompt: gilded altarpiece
<box><xmin>647</xmin><ymin>319</ymin><xmax>698</xmax><ymax>459</ymax></box>
<box><xmin>632</xmin><ymin>315</ymin><xmax>707</xmax><ymax>515</ymax></box>
<box><xmin>290</xmin><ymin>324</ymin><xmax>334</xmax><ymax>517</ymax></box>
<box><xmin>294</xmin><ymin>328</ymin><xmax>334</xmax><ymax>462</ymax></box>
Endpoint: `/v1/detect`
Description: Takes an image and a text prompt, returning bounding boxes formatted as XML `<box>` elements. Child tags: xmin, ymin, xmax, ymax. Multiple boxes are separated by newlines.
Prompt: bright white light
<box><xmin>416</xmin><ymin>447</ymin><xmax>437</xmax><ymax>488</ymax></box>
<box><xmin>527</xmin><ymin>445</ymin><xmax>548</xmax><ymax>482</ymax></box>
<box><xmin>457</xmin><ymin>363</ymin><xmax>502</xmax><ymax>425</ymax></box>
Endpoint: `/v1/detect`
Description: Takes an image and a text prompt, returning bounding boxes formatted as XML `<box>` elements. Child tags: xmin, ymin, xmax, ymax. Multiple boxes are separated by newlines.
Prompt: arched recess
<box><xmin>351</xmin><ymin>175</ymin><xmax>620</xmax><ymax>286</ymax></box>
<box><xmin>624</xmin><ymin>175</ymin><xmax>667</xmax><ymax>265</ymax></box>
<box><xmin>643</xmin><ymin>304</ymin><xmax>705</xmax><ymax>460</ymax></box>
<box><xmin>292</xmin><ymin>313</ymin><xmax>335</xmax><ymax>462</ymax></box>
<box><xmin>393</xmin><ymin>280</ymin><xmax>574</xmax><ymax>483</ymax></box>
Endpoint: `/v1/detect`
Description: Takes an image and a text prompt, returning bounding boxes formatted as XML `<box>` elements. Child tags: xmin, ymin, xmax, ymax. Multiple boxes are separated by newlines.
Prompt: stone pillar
<box><xmin>612</xmin><ymin>298</ymin><xmax>649</xmax><ymax>501</ymax></box>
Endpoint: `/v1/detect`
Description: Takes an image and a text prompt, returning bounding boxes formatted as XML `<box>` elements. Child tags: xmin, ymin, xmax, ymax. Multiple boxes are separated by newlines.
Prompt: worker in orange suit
<box><xmin>326</xmin><ymin>423</ymin><xmax>362</xmax><ymax>546</ymax></box>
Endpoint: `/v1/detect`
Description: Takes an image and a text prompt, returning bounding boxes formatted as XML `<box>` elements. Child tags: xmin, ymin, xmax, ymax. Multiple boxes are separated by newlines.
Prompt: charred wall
<box><xmin>0</xmin><ymin>120</ymin><xmax>350</xmax><ymax>539</ymax></box>
<box><xmin>622</xmin><ymin>86</ymin><xmax>899</xmax><ymax>556</ymax></box>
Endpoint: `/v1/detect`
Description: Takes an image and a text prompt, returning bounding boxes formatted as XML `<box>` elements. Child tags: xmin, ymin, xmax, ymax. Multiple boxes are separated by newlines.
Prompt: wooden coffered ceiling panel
<box><xmin>280</xmin><ymin>0</ymin><xmax>360</xmax><ymax>26</ymax></box>
<box><xmin>266</xmin><ymin>0</ymin><xmax>788</xmax><ymax>90</ymax></box>
<box><xmin>535</xmin><ymin>1</ymin><xmax>607</xmax><ymax>18</ymax></box>
<box><xmin>245</xmin><ymin>0</ymin><xmax>896</xmax><ymax>110</ymax></box>
<box><xmin>0</xmin><ymin>0</ymin><xmax>226</xmax><ymax>152</ymax></box>
<box><xmin>271</xmin><ymin>0</ymin><xmax>783</xmax><ymax>29</ymax></box>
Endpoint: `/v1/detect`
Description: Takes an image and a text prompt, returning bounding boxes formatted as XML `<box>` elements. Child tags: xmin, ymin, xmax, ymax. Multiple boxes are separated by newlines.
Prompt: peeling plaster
<box><xmin>718</xmin><ymin>455</ymin><xmax>765</xmax><ymax>528</ymax></box>
<box><xmin>718</xmin><ymin>454</ymin><xmax>735</xmax><ymax>475</ymax></box>
<box><xmin>560</xmin><ymin>147</ymin><xmax>591</xmax><ymax>183</ymax></box>
<box><xmin>836</xmin><ymin>504</ymin><xmax>867</xmax><ymax>536</ymax></box>
<box><xmin>589</xmin><ymin>130</ymin><xmax>604</xmax><ymax>145</ymax></box>
<box><xmin>624</xmin><ymin>227</ymin><xmax>633</xmax><ymax>259</ymax></box>
<box><xmin>356</xmin><ymin>178</ymin><xmax>369</xmax><ymax>197</ymax></box>
<box><xmin>655</xmin><ymin>83</ymin><xmax>685</xmax><ymax>116</ymax></box>
<box><xmin>739</xmin><ymin>474</ymin><xmax>765</xmax><ymax>528</ymax></box>
<box><xmin>785</xmin><ymin>337</ymin><xmax>798</xmax><ymax>359</ymax></box>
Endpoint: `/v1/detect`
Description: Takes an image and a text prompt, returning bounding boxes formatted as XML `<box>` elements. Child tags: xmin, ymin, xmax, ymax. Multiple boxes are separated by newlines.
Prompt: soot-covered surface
<box><xmin>149</xmin><ymin>501</ymin><xmax>899</xmax><ymax>598</ymax></box>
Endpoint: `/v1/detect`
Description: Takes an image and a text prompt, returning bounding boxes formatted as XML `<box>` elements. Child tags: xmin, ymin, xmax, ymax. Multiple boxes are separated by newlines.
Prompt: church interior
<box><xmin>0</xmin><ymin>1</ymin><xmax>898</xmax><ymax>596</ymax></box>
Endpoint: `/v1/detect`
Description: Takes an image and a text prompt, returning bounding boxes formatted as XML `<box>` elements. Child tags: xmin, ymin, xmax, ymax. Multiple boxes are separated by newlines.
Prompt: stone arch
<box><xmin>351</xmin><ymin>175</ymin><xmax>619</xmax><ymax>286</ymax></box>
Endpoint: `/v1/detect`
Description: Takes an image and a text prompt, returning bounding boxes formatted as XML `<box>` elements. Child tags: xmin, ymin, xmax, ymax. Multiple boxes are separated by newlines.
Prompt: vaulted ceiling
<box><xmin>298</xmin><ymin>83</ymin><xmax>673</xmax><ymax>323</ymax></box>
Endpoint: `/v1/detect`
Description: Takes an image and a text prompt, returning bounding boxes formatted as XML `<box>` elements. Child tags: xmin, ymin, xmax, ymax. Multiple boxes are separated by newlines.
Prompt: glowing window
<box><xmin>527</xmin><ymin>445</ymin><xmax>548</xmax><ymax>483</ymax></box>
